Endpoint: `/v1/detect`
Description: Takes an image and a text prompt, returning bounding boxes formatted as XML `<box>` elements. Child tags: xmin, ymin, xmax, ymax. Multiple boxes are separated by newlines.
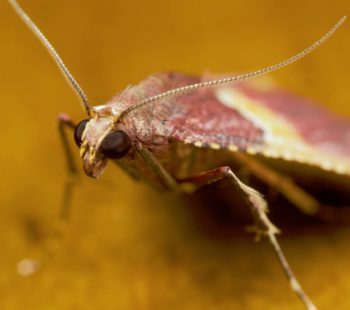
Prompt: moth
<box><xmin>9</xmin><ymin>1</ymin><xmax>349</xmax><ymax>309</ymax></box>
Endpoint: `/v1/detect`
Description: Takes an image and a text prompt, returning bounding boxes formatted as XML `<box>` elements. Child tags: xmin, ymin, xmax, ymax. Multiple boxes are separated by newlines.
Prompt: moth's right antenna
<box><xmin>122</xmin><ymin>16</ymin><xmax>346</xmax><ymax>118</ymax></box>
<box><xmin>8</xmin><ymin>0</ymin><xmax>92</xmax><ymax>116</ymax></box>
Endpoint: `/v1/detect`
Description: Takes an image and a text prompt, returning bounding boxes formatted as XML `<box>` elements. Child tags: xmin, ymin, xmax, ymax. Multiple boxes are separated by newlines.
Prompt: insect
<box><xmin>8</xmin><ymin>0</ymin><xmax>349</xmax><ymax>309</ymax></box>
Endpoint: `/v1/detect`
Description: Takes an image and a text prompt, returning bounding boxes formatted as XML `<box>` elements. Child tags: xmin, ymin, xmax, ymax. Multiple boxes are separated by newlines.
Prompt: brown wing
<box><xmin>158</xmin><ymin>73</ymin><xmax>350</xmax><ymax>177</ymax></box>
<box><xmin>167</xmin><ymin>82</ymin><xmax>265</xmax><ymax>151</ymax></box>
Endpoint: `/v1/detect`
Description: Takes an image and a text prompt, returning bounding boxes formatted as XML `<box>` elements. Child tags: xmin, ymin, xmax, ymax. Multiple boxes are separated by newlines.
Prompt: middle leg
<box><xmin>179</xmin><ymin>166</ymin><xmax>317</xmax><ymax>310</ymax></box>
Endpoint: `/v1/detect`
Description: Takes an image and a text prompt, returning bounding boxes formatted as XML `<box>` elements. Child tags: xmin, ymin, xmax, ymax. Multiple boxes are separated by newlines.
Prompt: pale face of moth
<box><xmin>75</xmin><ymin>114</ymin><xmax>134</xmax><ymax>178</ymax></box>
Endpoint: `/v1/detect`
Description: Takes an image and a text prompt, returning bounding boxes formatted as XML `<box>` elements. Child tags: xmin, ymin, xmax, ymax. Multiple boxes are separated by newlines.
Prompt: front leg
<box><xmin>179</xmin><ymin>166</ymin><xmax>317</xmax><ymax>310</ymax></box>
<box><xmin>136</xmin><ymin>143</ymin><xmax>180</xmax><ymax>192</ymax></box>
<box><xmin>179</xmin><ymin>167</ymin><xmax>279</xmax><ymax>237</ymax></box>
<box><xmin>134</xmin><ymin>147</ymin><xmax>316</xmax><ymax>309</ymax></box>
<box><xmin>17</xmin><ymin>114</ymin><xmax>78</xmax><ymax>277</ymax></box>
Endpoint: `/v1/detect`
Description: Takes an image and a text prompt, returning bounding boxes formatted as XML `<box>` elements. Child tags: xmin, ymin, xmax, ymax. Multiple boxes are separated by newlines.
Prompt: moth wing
<box><xmin>166</xmin><ymin>75</ymin><xmax>350</xmax><ymax>179</ymax></box>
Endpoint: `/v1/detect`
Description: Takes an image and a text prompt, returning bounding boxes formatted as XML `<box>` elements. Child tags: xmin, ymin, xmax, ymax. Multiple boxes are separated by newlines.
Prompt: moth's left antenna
<box><xmin>8</xmin><ymin>0</ymin><xmax>92</xmax><ymax>116</ymax></box>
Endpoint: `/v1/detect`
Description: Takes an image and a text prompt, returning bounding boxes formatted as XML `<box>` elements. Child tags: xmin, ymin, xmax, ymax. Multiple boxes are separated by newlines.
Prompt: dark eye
<box><xmin>100</xmin><ymin>130</ymin><xmax>131</xmax><ymax>159</ymax></box>
<box><xmin>74</xmin><ymin>119</ymin><xmax>89</xmax><ymax>147</ymax></box>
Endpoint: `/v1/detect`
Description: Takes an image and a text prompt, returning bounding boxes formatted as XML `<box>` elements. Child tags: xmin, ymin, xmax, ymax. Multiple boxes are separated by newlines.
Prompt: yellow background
<box><xmin>1</xmin><ymin>0</ymin><xmax>350</xmax><ymax>309</ymax></box>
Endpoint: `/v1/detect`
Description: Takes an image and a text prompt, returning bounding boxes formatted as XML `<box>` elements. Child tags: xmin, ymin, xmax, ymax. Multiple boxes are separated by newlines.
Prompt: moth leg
<box><xmin>136</xmin><ymin>143</ymin><xmax>180</xmax><ymax>192</ymax></box>
<box><xmin>49</xmin><ymin>114</ymin><xmax>79</xmax><ymax>251</ymax></box>
<box><xmin>179</xmin><ymin>166</ymin><xmax>317</xmax><ymax>310</ymax></box>
<box><xmin>231</xmin><ymin>152</ymin><xmax>320</xmax><ymax>216</ymax></box>
<box><xmin>52</xmin><ymin>113</ymin><xmax>78</xmax><ymax>237</ymax></box>
<box><xmin>232</xmin><ymin>153</ymin><xmax>350</xmax><ymax>223</ymax></box>
<box><xmin>17</xmin><ymin>113</ymin><xmax>78</xmax><ymax>277</ymax></box>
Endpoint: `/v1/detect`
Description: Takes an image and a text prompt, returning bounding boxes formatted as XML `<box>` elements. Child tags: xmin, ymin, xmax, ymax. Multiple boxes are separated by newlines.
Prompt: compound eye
<box><xmin>100</xmin><ymin>130</ymin><xmax>131</xmax><ymax>159</ymax></box>
<box><xmin>74</xmin><ymin>119</ymin><xmax>89</xmax><ymax>147</ymax></box>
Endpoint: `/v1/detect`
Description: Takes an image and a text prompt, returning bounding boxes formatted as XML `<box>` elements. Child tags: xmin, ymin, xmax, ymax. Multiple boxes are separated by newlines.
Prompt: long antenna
<box><xmin>121</xmin><ymin>16</ymin><xmax>346</xmax><ymax>118</ymax></box>
<box><xmin>8</xmin><ymin>0</ymin><xmax>92</xmax><ymax>116</ymax></box>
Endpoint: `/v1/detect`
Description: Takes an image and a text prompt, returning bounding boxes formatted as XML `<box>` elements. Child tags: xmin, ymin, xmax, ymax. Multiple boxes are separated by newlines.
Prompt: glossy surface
<box><xmin>1</xmin><ymin>0</ymin><xmax>350</xmax><ymax>309</ymax></box>
<box><xmin>100</xmin><ymin>130</ymin><xmax>131</xmax><ymax>159</ymax></box>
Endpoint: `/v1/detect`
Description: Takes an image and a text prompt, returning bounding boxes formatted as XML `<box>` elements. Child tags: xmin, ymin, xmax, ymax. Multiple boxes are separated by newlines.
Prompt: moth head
<box><xmin>74</xmin><ymin>117</ymin><xmax>132</xmax><ymax>178</ymax></box>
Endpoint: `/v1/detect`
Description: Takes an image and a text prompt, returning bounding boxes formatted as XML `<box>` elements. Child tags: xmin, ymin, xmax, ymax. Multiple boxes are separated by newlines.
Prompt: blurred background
<box><xmin>1</xmin><ymin>0</ymin><xmax>350</xmax><ymax>309</ymax></box>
